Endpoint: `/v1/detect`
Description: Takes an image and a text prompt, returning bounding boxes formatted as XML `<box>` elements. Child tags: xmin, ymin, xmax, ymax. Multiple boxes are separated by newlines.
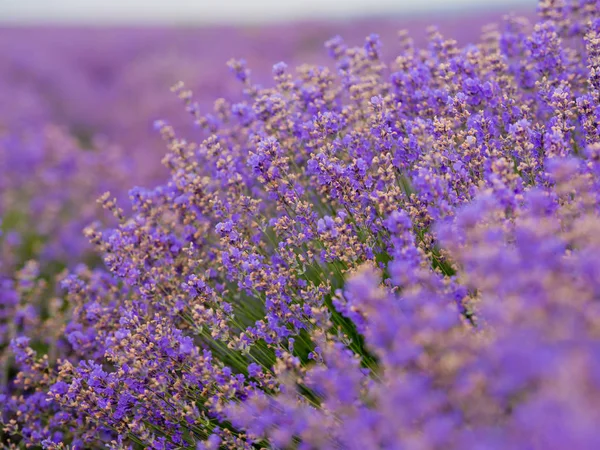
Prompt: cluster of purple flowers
<box><xmin>3</xmin><ymin>18</ymin><xmax>475</xmax><ymax>418</ymax></box>
<box><xmin>3</xmin><ymin>0</ymin><xmax>600</xmax><ymax>448</ymax></box>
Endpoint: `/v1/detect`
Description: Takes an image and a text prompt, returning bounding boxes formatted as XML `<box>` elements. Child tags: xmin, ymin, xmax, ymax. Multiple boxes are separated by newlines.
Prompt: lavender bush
<box><xmin>3</xmin><ymin>0</ymin><xmax>600</xmax><ymax>448</ymax></box>
<box><xmin>0</xmin><ymin>12</ymin><xmax>513</xmax><ymax>410</ymax></box>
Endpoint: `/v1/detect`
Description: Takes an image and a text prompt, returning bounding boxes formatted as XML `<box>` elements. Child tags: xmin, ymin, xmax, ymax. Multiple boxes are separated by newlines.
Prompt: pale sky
<box><xmin>0</xmin><ymin>0</ymin><xmax>535</xmax><ymax>25</ymax></box>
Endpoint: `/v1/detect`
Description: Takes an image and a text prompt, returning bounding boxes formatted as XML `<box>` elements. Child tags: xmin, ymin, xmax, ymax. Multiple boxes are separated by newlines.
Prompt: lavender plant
<box><xmin>3</xmin><ymin>0</ymin><xmax>600</xmax><ymax>448</ymax></box>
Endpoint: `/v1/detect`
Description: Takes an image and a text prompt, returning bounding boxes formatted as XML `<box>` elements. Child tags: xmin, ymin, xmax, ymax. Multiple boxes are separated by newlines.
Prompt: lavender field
<box><xmin>2</xmin><ymin>1</ymin><xmax>600</xmax><ymax>448</ymax></box>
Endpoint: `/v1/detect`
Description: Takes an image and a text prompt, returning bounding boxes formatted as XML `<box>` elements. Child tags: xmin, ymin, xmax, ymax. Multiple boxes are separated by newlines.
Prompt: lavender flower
<box><xmin>4</xmin><ymin>2</ymin><xmax>600</xmax><ymax>449</ymax></box>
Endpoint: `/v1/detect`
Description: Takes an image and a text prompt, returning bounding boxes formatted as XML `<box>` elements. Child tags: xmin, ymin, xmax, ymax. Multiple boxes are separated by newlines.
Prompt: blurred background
<box><xmin>0</xmin><ymin>0</ymin><xmax>536</xmax><ymax>148</ymax></box>
<box><xmin>1</xmin><ymin>0</ymin><xmax>534</xmax><ymax>24</ymax></box>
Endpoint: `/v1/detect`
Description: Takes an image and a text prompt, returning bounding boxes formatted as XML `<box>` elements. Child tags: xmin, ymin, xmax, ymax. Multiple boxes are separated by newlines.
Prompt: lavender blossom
<box><xmin>4</xmin><ymin>2</ymin><xmax>600</xmax><ymax>449</ymax></box>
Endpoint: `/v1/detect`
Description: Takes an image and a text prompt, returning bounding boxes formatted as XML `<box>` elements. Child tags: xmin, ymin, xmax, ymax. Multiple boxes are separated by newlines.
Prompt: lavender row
<box><xmin>4</xmin><ymin>1</ymin><xmax>600</xmax><ymax>448</ymax></box>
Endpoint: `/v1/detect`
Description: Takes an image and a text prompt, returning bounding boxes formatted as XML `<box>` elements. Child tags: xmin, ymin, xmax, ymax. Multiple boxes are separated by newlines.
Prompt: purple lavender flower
<box><xmin>5</xmin><ymin>2</ymin><xmax>600</xmax><ymax>449</ymax></box>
